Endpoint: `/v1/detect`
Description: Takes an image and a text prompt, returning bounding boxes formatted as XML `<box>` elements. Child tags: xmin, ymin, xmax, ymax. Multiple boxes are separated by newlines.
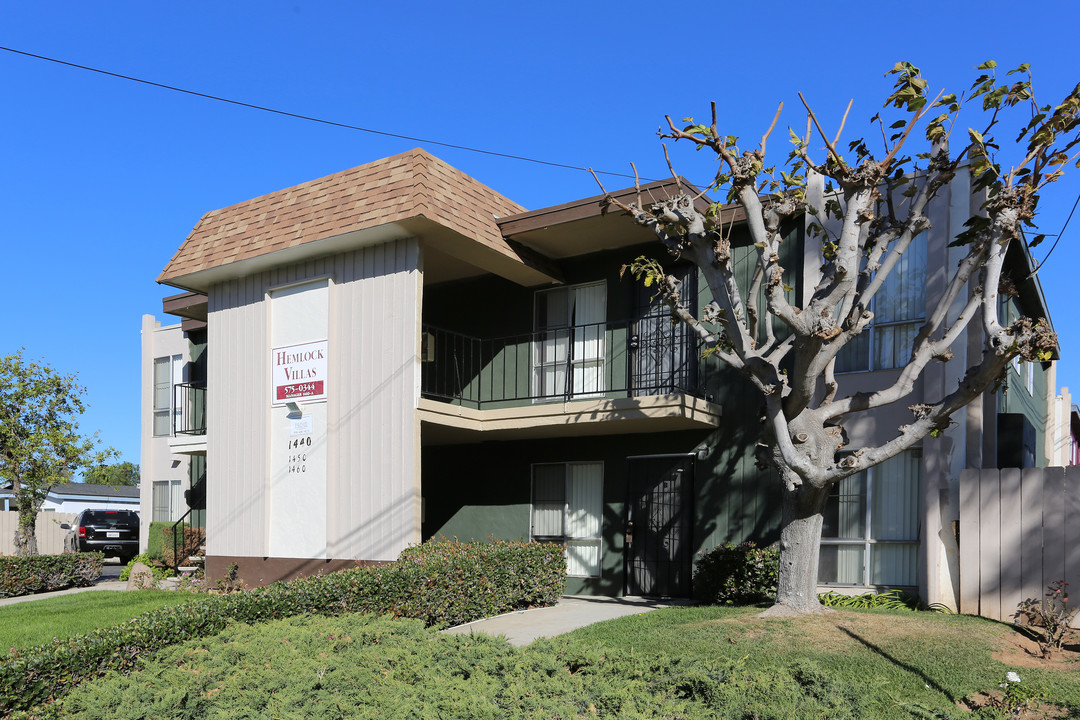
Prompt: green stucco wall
<box><xmin>420</xmin><ymin>232</ymin><xmax>798</xmax><ymax>596</ymax></box>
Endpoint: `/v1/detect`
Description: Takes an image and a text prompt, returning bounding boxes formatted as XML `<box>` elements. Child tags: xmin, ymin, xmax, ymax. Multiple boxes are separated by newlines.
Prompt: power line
<box><xmin>1027</xmin><ymin>190</ymin><xmax>1080</xmax><ymax>280</ymax></box>
<box><xmin>0</xmin><ymin>45</ymin><xmax>644</xmax><ymax>181</ymax></box>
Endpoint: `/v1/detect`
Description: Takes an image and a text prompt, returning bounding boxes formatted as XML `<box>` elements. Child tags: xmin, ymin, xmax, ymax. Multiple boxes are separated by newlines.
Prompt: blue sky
<box><xmin>2</xmin><ymin>1</ymin><xmax>1078</xmax><ymax>470</ymax></box>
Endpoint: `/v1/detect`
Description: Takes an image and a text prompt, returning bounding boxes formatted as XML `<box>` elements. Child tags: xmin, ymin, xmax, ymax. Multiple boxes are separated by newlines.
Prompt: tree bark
<box><xmin>13</xmin><ymin>505</ymin><xmax>39</xmax><ymax>557</ymax></box>
<box><xmin>761</xmin><ymin>479</ymin><xmax>832</xmax><ymax>616</ymax></box>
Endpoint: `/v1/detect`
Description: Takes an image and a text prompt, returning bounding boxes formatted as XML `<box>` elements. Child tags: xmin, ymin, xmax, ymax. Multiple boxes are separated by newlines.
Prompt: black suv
<box><xmin>63</xmin><ymin>509</ymin><xmax>140</xmax><ymax>563</ymax></box>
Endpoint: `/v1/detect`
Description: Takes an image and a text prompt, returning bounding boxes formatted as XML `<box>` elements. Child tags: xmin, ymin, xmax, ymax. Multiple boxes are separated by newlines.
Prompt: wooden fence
<box><xmin>0</xmin><ymin>511</ymin><xmax>76</xmax><ymax>555</ymax></box>
<box><xmin>959</xmin><ymin>467</ymin><xmax>1080</xmax><ymax>624</ymax></box>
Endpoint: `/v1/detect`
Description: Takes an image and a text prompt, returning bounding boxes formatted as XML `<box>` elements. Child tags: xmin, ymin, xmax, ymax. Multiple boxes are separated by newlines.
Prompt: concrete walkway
<box><xmin>0</xmin><ymin>580</ymin><xmax>127</xmax><ymax>608</ymax></box>
<box><xmin>444</xmin><ymin>595</ymin><xmax>687</xmax><ymax>647</ymax></box>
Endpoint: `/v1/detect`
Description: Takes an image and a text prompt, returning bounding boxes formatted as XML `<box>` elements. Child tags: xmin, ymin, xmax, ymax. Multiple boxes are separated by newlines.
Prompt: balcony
<box><xmin>419</xmin><ymin>321</ymin><xmax>722</xmax><ymax>443</ymax></box>
<box><xmin>169</xmin><ymin>382</ymin><xmax>207</xmax><ymax>455</ymax></box>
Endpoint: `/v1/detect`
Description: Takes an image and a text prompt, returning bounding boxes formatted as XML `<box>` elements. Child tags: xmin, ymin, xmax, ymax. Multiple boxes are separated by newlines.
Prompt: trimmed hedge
<box><xmin>0</xmin><ymin>539</ymin><xmax>566</xmax><ymax>715</ymax></box>
<box><xmin>144</xmin><ymin>522</ymin><xmax>172</xmax><ymax>562</ymax></box>
<box><xmin>692</xmin><ymin>542</ymin><xmax>779</xmax><ymax>606</ymax></box>
<box><xmin>0</xmin><ymin>554</ymin><xmax>103</xmax><ymax>599</ymax></box>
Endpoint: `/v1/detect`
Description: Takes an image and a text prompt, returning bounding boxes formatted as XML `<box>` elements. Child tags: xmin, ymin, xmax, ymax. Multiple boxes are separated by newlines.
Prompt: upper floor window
<box><xmin>152</xmin><ymin>354</ymin><xmax>182</xmax><ymax>436</ymax></box>
<box><xmin>533</xmin><ymin>282</ymin><xmax>606</xmax><ymax>399</ymax></box>
<box><xmin>836</xmin><ymin>236</ymin><xmax>927</xmax><ymax>372</ymax></box>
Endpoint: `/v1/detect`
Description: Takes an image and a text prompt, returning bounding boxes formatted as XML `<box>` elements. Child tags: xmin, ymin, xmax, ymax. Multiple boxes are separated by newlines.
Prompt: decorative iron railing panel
<box><xmin>420</xmin><ymin>320</ymin><xmax>703</xmax><ymax>409</ymax></box>
<box><xmin>173</xmin><ymin>382</ymin><xmax>207</xmax><ymax>435</ymax></box>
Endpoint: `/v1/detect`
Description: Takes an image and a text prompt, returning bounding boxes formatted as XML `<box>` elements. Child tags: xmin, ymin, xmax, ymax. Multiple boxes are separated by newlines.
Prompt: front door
<box><xmin>626</xmin><ymin>455</ymin><xmax>694</xmax><ymax>597</ymax></box>
<box><xmin>629</xmin><ymin>264</ymin><xmax>697</xmax><ymax>397</ymax></box>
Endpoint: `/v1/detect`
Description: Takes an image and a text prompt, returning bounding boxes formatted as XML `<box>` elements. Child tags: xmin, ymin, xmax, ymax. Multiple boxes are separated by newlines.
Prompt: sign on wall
<box><xmin>271</xmin><ymin>339</ymin><xmax>328</xmax><ymax>404</ymax></box>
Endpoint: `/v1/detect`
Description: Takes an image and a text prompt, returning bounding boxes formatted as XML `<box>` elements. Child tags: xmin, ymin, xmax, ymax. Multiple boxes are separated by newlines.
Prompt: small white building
<box><xmin>0</xmin><ymin>483</ymin><xmax>139</xmax><ymax>514</ymax></box>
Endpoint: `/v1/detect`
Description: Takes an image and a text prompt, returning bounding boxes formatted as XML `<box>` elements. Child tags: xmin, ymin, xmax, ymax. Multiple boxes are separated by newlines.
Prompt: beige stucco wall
<box><xmin>138</xmin><ymin>315</ymin><xmax>194</xmax><ymax>553</ymax></box>
<box><xmin>801</xmin><ymin>169</ymin><xmax>993</xmax><ymax>611</ymax></box>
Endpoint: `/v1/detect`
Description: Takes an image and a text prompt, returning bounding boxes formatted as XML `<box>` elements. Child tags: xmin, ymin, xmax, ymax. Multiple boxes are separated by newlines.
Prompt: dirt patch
<box><xmin>963</xmin><ymin>691</ymin><xmax>1070</xmax><ymax>719</ymax></box>
<box><xmin>991</xmin><ymin>627</ymin><xmax>1080</xmax><ymax>671</ymax></box>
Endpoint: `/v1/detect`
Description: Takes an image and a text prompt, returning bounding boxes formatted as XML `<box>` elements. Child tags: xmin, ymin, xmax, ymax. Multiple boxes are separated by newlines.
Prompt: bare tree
<box><xmin>596</xmin><ymin>62</ymin><xmax>1079</xmax><ymax>615</ymax></box>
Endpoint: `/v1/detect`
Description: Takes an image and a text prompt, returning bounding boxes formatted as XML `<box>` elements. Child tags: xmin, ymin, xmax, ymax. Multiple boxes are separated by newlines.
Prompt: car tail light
<box><xmin>78</xmin><ymin>526</ymin><xmax>86</xmax><ymax>537</ymax></box>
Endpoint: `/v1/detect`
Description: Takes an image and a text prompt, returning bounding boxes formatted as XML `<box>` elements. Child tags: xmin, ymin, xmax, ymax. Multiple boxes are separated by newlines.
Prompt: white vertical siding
<box><xmin>327</xmin><ymin>239</ymin><xmax>421</xmax><ymax>560</ymax></box>
<box><xmin>207</xmin><ymin>239</ymin><xmax>420</xmax><ymax>561</ymax></box>
<box><xmin>208</xmin><ymin>270</ymin><xmax>270</xmax><ymax>558</ymax></box>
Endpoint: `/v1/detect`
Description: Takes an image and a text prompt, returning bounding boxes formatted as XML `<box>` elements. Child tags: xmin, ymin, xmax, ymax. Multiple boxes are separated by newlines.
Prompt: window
<box><xmin>152</xmin><ymin>479</ymin><xmax>182</xmax><ymax>522</ymax></box>
<box><xmin>533</xmin><ymin>283</ymin><xmax>606</xmax><ymax>399</ymax></box>
<box><xmin>819</xmin><ymin>450</ymin><xmax>921</xmax><ymax>587</ymax></box>
<box><xmin>152</xmin><ymin>355</ymin><xmax>183</xmax><ymax>436</ymax></box>
<box><xmin>836</xmin><ymin>236</ymin><xmax>927</xmax><ymax>372</ymax></box>
<box><xmin>531</xmin><ymin>462</ymin><xmax>603</xmax><ymax>577</ymax></box>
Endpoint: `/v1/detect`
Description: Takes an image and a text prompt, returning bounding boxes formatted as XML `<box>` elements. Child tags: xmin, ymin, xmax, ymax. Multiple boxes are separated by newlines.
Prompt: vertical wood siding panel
<box><xmin>1020</xmin><ymin>467</ymin><xmax>1045</xmax><ymax>604</ymax></box>
<box><xmin>326</xmin><ymin>253</ymin><xmax>345</xmax><ymax>558</ymax></box>
<box><xmin>332</xmin><ymin>237</ymin><xmax>417</xmax><ymax>561</ymax></box>
<box><xmin>1043</xmin><ymin>467</ymin><xmax>1066</xmax><ymax>588</ymax></box>
<box><xmin>208</xmin><ymin>241</ymin><xmax>418</xmax><ymax>564</ymax></box>
<box><xmin>209</xmin><ymin>273</ymin><xmax>269</xmax><ymax>559</ymax></box>
<box><xmin>1066</xmin><ymin>466</ymin><xmax>1080</xmax><ymax>627</ymax></box>
<box><xmin>999</xmin><ymin>470</ymin><xmax>1023</xmax><ymax>622</ymax></box>
<box><xmin>979</xmin><ymin>469</ymin><xmax>1005</xmax><ymax>620</ymax></box>
<box><xmin>360</xmin><ymin>246</ymin><xmax>375</xmax><ymax>555</ymax></box>
<box><xmin>958</xmin><ymin>468</ymin><xmax>978</xmax><ymax>617</ymax></box>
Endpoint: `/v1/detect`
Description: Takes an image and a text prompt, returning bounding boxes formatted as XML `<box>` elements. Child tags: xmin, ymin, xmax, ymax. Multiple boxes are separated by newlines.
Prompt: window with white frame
<box><xmin>151</xmin><ymin>479</ymin><xmax>182</xmax><ymax>522</ymax></box>
<box><xmin>533</xmin><ymin>283</ymin><xmax>606</xmax><ymax>399</ymax></box>
<box><xmin>152</xmin><ymin>355</ymin><xmax>183</xmax><ymax>436</ymax></box>
<box><xmin>836</xmin><ymin>236</ymin><xmax>927</xmax><ymax>372</ymax></box>
<box><xmin>531</xmin><ymin>462</ymin><xmax>603</xmax><ymax>577</ymax></box>
<box><xmin>819</xmin><ymin>450</ymin><xmax>921</xmax><ymax>587</ymax></box>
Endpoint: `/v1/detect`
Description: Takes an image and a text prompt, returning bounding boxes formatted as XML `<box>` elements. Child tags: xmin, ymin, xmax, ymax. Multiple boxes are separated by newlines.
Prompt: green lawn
<box><xmin>0</xmin><ymin>591</ymin><xmax>198</xmax><ymax>654</ymax></box>
<box><xmin>41</xmin><ymin>605</ymin><xmax>1080</xmax><ymax>719</ymax></box>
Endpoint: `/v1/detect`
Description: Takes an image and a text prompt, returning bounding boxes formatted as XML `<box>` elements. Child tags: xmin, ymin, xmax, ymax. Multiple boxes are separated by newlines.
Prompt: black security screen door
<box><xmin>630</xmin><ymin>264</ymin><xmax>697</xmax><ymax>396</ymax></box>
<box><xmin>626</xmin><ymin>455</ymin><xmax>694</xmax><ymax>597</ymax></box>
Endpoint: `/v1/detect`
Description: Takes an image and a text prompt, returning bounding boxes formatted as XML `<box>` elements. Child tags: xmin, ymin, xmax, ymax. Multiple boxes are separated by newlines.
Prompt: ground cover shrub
<box><xmin>0</xmin><ymin>554</ymin><xmax>102</xmax><ymax>599</ymax></box>
<box><xmin>40</xmin><ymin>613</ymin><xmax>866</xmax><ymax>720</ymax></box>
<box><xmin>693</xmin><ymin>542</ymin><xmax>779</xmax><ymax>605</ymax></box>
<box><xmin>0</xmin><ymin>538</ymin><xmax>565</xmax><ymax>715</ymax></box>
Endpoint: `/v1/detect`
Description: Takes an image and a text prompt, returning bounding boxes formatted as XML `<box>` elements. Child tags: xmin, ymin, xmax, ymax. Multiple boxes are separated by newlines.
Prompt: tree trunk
<box><xmin>13</xmin><ymin>506</ymin><xmax>39</xmax><ymax>557</ymax></box>
<box><xmin>760</xmin><ymin>480</ymin><xmax>831</xmax><ymax>616</ymax></box>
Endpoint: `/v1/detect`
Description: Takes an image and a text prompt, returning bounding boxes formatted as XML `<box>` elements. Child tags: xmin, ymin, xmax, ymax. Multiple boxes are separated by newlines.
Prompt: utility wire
<box><xmin>0</xmin><ymin>45</ymin><xmax>646</xmax><ymax>181</ymax></box>
<box><xmin>1028</xmin><ymin>190</ymin><xmax>1080</xmax><ymax>277</ymax></box>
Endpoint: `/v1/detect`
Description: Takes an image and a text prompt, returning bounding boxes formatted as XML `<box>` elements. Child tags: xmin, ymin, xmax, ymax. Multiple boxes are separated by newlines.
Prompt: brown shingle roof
<box><xmin>158</xmin><ymin>149</ymin><xmax>528</xmax><ymax>283</ymax></box>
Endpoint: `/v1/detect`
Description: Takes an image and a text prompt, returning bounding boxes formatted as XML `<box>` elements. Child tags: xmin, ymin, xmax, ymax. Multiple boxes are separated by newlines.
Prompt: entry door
<box><xmin>626</xmin><ymin>456</ymin><xmax>694</xmax><ymax>597</ymax></box>
<box><xmin>630</xmin><ymin>265</ymin><xmax>696</xmax><ymax>396</ymax></box>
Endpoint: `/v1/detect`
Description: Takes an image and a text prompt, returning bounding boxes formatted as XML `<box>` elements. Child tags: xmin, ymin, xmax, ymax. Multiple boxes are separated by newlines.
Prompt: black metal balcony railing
<box><xmin>420</xmin><ymin>320</ymin><xmax>704</xmax><ymax>409</ymax></box>
<box><xmin>173</xmin><ymin>382</ymin><xmax>207</xmax><ymax>435</ymax></box>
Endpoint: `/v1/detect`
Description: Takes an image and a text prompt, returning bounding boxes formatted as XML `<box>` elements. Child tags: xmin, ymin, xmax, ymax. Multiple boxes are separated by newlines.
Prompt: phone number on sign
<box><xmin>276</xmin><ymin>381</ymin><xmax>324</xmax><ymax>400</ymax></box>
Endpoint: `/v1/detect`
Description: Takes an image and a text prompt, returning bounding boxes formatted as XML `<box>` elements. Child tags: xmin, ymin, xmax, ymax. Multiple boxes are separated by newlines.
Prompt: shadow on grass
<box><xmin>835</xmin><ymin>625</ymin><xmax>954</xmax><ymax>700</ymax></box>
